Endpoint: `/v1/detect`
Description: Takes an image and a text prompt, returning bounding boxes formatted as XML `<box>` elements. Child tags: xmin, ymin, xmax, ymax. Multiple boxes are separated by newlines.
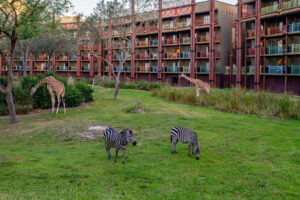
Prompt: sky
<box><xmin>68</xmin><ymin>0</ymin><xmax>237</xmax><ymax>16</ymax></box>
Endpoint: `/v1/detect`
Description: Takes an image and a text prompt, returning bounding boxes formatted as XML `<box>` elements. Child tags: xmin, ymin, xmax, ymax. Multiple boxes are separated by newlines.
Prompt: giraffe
<box><xmin>180</xmin><ymin>74</ymin><xmax>210</xmax><ymax>97</ymax></box>
<box><xmin>30</xmin><ymin>76</ymin><xmax>66</xmax><ymax>114</ymax></box>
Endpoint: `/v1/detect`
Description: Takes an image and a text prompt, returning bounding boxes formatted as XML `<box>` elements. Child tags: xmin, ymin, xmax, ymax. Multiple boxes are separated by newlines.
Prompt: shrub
<box><xmin>65</xmin><ymin>86</ymin><xmax>83</xmax><ymax>107</ymax></box>
<box><xmin>75</xmin><ymin>81</ymin><xmax>93</xmax><ymax>103</ymax></box>
<box><xmin>152</xmin><ymin>86</ymin><xmax>300</xmax><ymax>120</ymax></box>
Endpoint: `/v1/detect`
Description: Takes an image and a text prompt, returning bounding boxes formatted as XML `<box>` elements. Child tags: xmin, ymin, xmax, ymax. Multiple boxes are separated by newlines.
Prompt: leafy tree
<box><xmin>0</xmin><ymin>0</ymin><xmax>72</xmax><ymax>123</ymax></box>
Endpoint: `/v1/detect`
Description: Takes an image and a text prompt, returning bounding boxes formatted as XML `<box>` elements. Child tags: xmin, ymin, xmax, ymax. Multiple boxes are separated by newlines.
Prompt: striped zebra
<box><xmin>171</xmin><ymin>126</ymin><xmax>200</xmax><ymax>160</ymax></box>
<box><xmin>103</xmin><ymin>128</ymin><xmax>137</xmax><ymax>165</ymax></box>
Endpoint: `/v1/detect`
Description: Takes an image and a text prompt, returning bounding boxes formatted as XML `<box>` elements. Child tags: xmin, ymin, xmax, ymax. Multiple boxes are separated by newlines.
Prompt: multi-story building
<box><xmin>237</xmin><ymin>0</ymin><xmax>300</xmax><ymax>94</ymax></box>
<box><xmin>99</xmin><ymin>0</ymin><xmax>236</xmax><ymax>87</ymax></box>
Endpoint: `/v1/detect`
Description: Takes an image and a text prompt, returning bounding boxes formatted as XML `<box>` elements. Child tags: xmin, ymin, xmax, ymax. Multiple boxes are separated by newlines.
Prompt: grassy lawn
<box><xmin>0</xmin><ymin>89</ymin><xmax>299</xmax><ymax>199</ymax></box>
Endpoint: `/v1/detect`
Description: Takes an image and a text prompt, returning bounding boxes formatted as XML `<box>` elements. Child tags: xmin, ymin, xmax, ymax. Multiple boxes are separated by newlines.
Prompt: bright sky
<box><xmin>69</xmin><ymin>0</ymin><xmax>237</xmax><ymax>16</ymax></box>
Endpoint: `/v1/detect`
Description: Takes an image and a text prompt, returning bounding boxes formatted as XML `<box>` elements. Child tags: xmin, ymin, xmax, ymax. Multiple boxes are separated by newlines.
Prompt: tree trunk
<box><xmin>113</xmin><ymin>80</ymin><xmax>120</xmax><ymax>100</ymax></box>
<box><xmin>5</xmin><ymin>90</ymin><xmax>18</xmax><ymax>123</ymax></box>
<box><xmin>22</xmin><ymin>56</ymin><xmax>27</xmax><ymax>76</ymax></box>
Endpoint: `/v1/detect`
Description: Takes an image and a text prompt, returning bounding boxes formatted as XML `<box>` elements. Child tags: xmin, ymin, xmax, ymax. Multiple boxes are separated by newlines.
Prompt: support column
<box><xmin>254</xmin><ymin>0</ymin><xmax>261</xmax><ymax>91</ymax></box>
<box><xmin>131</xmin><ymin>0</ymin><xmax>136</xmax><ymax>81</ymax></box>
<box><xmin>98</xmin><ymin>21</ymin><xmax>102</xmax><ymax>76</ymax></box>
<box><xmin>76</xmin><ymin>49</ymin><xmax>81</xmax><ymax>77</ymax></box>
<box><xmin>209</xmin><ymin>0</ymin><xmax>216</xmax><ymax>87</ymax></box>
<box><xmin>190</xmin><ymin>0</ymin><xmax>196</xmax><ymax>79</ymax></box>
<box><xmin>236</xmin><ymin>0</ymin><xmax>242</xmax><ymax>88</ymax></box>
<box><xmin>158</xmin><ymin>0</ymin><xmax>163</xmax><ymax>82</ymax></box>
<box><xmin>285</xmin><ymin>16</ymin><xmax>288</xmax><ymax>93</ymax></box>
<box><xmin>90</xmin><ymin>43</ymin><xmax>94</xmax><ymax>77</ymax></box>
<box><xmin>30</xmin><ymin>53</ymin><xmax>33</xmax><ymax>75</ymax></box>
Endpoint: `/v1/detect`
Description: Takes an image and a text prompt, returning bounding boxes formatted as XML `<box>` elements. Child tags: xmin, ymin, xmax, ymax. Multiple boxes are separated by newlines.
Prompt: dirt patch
<box><xmin>76</xmin><ymin>126</ymin><xmax>108</xmax><ymax>140</ymax></box>
<box><xmin>0</xmin><ymin>101</ymin><xmax>98</xmax><ymax>119</ymax></box>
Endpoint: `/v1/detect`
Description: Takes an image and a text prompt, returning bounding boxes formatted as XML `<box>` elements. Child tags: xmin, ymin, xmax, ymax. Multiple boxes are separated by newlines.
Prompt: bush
<box><xmin>75</xmin><ymin>81</ymin><xmax>93</xmax><ymax>103</ymax></box>
<box><xmin>65</xmin><ymin>86</ymin><xmax>83</xmax><ymax>107</ymax></box>
<box><xmin>152</xmin><ymin>86</ymin><xmax>300</xmax><ymax>120</ymax></box>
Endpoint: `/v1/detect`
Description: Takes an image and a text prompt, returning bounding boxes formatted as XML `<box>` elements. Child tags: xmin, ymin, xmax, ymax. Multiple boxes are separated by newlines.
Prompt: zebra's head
<box><xmin>121</xmin><ymin>129</ymin><xmax>137</xmax><ymax>146</ymax></box>
<box><xmin>195</xmin><ymin>148</ymin><xmax>200</xmax><ymax>160</ymax></box>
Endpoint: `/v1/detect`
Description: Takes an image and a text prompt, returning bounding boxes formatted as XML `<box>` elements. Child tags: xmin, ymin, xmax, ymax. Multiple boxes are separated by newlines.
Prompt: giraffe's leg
<box><xmin>56</xmin><ymin>93</ymin><xmax>61</xmax><ymax>114</ymax></box>
<box><xmin>62</xmin><ymin>91</ymin><xmax>66</xmax><ymax>115</ymax></box>
<box><xmin>47</xmin><ymin>86</ymin><xmax>55</xmax><ymax>113</ymax></box>
<box><xmin>196</xmin><ymin>87</ymin><xmax>200</xmax><ymax>97</ymax></box>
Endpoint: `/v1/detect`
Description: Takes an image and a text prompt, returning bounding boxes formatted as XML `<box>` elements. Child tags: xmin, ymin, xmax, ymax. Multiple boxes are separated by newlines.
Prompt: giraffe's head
<box><xmin>205</xmin><ymin>85</ymin><xmax>210</xmax><ymax>94</ymax></box>
<box><xmin>30</xmin><ymin>87</ymin><xmax>37</xmax><ymax>96</ymax></box>
<box><xmin>180</xmin><ymin>73</ymin><xmax>186</xmax><ymax>78</ymax></box>
<box><xmin>121</xmin><ymin>129</ymin><xmax>137</xmax><ymax>146</ymax></box>
<box><xmin>195</xmin><ymin>147</ymin><xmax>200</xmax><ymax>160</ymax></box>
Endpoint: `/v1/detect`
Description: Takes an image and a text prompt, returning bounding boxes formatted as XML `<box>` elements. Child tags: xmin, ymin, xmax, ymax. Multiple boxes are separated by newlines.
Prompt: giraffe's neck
<box><xmin>182</xmin><ymin>75</ymin><xmax>197</xmax><ymax>85</ymax></box>
<box><xmin>34</xmin><ymin>78</ymin><xmax>49</xmax><ymax>90</ymax></box>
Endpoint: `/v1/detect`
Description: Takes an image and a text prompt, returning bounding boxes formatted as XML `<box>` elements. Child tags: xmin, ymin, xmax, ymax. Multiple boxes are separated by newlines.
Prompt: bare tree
<box><xmin>79</xmin><ymin>0</ymin><xmax>157</xmax><ymax>100</ymax></box>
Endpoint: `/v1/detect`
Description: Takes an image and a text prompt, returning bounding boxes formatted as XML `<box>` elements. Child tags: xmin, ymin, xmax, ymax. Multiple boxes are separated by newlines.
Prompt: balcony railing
<box><xmin>288</xmin><ymin>44</ymin><xmax>300</xmax><ymax>53</ymax></box>
<box><xmin>70</xmin><ymin>56</ymin><xmax>77</xmax><ymax>61</ymax></box>
<box><xmin>177</xmin><ymin>21</ymin><xmax>190</xmax><ymax>28</ymax></box>
<box><xmin>136</xmin><ymin>54</ymin><xmax>149</xmax><ymax>59</ymax></box>
<box><xmin>261</xmin><ymin>3</ymin><xmax>279</xmax><ymax>15</ymax></box>
<box><xmin>197</xmin><ymin>66</ymin><xmax>209</xmax><ymax>73</ymax></box>
<box><xmin>137</xmin><ymin>25</ymin><xmax>158</xmax><ymax>34</ymax></box>
<box><xmin>197</xmin><ymin>51</ymin><xmax>209</xmax><ymax>58</ymax></box>
<box><xmin>248</xmin><ymin>48</ymin><xmax>255</xmax><ymax>56</ymax></box>
<box><xmin>288</xmin><ymin>23</ymin><xmax>300</xmax><ymax>33</ymax></box>
<box><xmin>266</xmin><ymin>46</ymin><xmax>286</xmax><ymax>54</ymax></box>
<box><xmin>195</xmin><ymin>18</ymin><xmax>210</xmax><ymax>26</ymax></box>
<box><xmin>164</xmin><ymin>66</ymin><xmax>179</xmax><ymax>72</ymax></box>
<box><xmin>82</xmin><ymin>66</ymin><xmax>90</xmax><ymax>71</ymax></box>
<box><xmin>180</xmin><ymin>66</ymin><xmax>190</xmax><ymax>73</ymax></box>
<box><xmin>180</xmin><ymin>52</ymin><xmax>190</xmax><ymax>58</ymax></box>
<box><xmin>165</xmin><ymin>52</ymin><xmax>178</xmax><ymax>59</ymax></box>
<box><xmin>150</xmin><ymin>40</ymin><xmax>158</xmax><ymax>46</ymax></box>
<box><xmin>151</xmin><ymin>66</ymin><xmax>158</xmax><ymax>72</ymax></box>
<box><xmin>151</xmin><ymin>53</ymin><xmax>158</xmax><ymax>59</ymax></box>
<box><xmin>197</xmin><ymin>35</ymin><xmax>209</xmax><ymax>43</ymax></box>
<box><xmin>180</xmin><ymin>37</ymin><xmax>191</xmax><ymax>44</ymax></box>
<box><xmin>164</xmin><ymin>38</ymin><xmax>178</xmax><ymax>45</ymax></box>
<box><xmin>137</xmin><ymin>66</ymin><xmax>150</xmax><ymax>72</ymax></box>
<box><xmin>288</xmin><ymin>65</ymin><xmax>300</xmax><ymax>74</ymax></box>
<box><xmin>242</xmin><ymin>9</ymin><xmax>256</xmax><ymax>18</ymax></box>
<box><xmin>265</xmin><ymin>65</ymin><xmax>285</xmax><ymax>74</ymax></box>
<box><xmin>281</xmin><ymin>0</ymin><xmax>299</xmax><ymax>9</ymax></box>
<box><xmin>136</xmin><ymin>41</ymin><xmax>148</xmax><ymax>47</ymax></box>
<box><xmin>266</xmin><ymin>25</ymin><xmax>286</xmax><ymax>35</ymax></box>
<box><xmin>57</xmin><ymin>66</ymin><xmax>68</xmax><ymax>71</ymax></box>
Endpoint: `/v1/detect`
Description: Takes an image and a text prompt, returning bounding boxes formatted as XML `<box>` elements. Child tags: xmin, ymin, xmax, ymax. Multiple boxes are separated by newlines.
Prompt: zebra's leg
<box><xmin>106</xmin><ymin>145</ymin><xmax>111</xmax><ymax>160</ymax></box>
<box><xmin>122</xmin><ymin>149</ymin><xmax>126</xmax><ymax>165</ymax></box>
<box><xmin>171</xmin><ymin>139</ymin><xmax>178</xmax><ymax>154</ymax></box>
<box><xmin>188</xmin><ymin>144</ymin><xmax>191</xmax><ymax>157</ymax></box>
<box><xmin>192</xmin><ymin>144</ymin><xmax>195</xmax><ymax>154</ymax></box>
<box><xmin>114</xmin><ymin>149</ymin><xmax>119</xmax><ymax>163</ymax></box>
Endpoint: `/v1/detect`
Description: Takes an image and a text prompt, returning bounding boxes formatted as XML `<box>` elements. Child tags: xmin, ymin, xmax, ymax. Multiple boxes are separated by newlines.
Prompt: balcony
<box><xmin>165</xmin><ymin>52</ymin><xmax>178</xmax><ymax>59</ymax></box>
<box><xmin>197</xmin><ymin>51</ymin><xmax>209</xmax><ymax>58</ymax></box>
<box><xmin>150</xmin><ymin>40</ymin><xmax>158</xmax><ymax>46</ymax></box>
<box><xmin>136</xmin><ymin>40</ymin><xmax>148</xmax><ymax>47</ymax></box>
<box><xmin>265</xmin><ymin>65</ymin><xmax>285</xmax><ymax>74</ymax></box>
<box><xmin>150</xmin><ymin>66</ymin><xmax>158</xmax><ymax>72</ymax></box>
<box><xmin>288</xmin><ymin>44</ymin><xmax>300</xmax><ymax>54</ymax></box>
<box><xmin>137</xmin><ymin>66</ymin><xmax>150</xmax><ymax>72</ymax></box>
<box><xmin>266</xmin><ymin>46</ymin><xmax>286</xmax><ymax>54</ymax></box>
<box><xmin>288</xmin><ymin>65</ymin><xmax>300</xmax><ymax>74</ymax></box>
<box><xmin>176</xmin><ymin>21</ymin><xmax>190</xmax><ymax>28</ymax></box>
<box><xmin>136</xmin><ymin>54</ymin><xmax>149</xmax><ymax>59</ymax></box>
<box><xmin>81</xmin><ymin>56</ymin><xmax>89</xmax><ymax>61</ymax></box>
<box><xmin>248</xmin><ymin>48</ymin><xmax>255</xmax><ymax>56</ymax></box>
<box><xmin>281</xmin><ymin>0</ymin><xmax>299</xmax><ymax>9</ymax></box>
<box><xmin>180</xmin><ymin>66</ymin><xmax>190</xmax><ymax>73</ymax></box>
<box><xmin>197</xmin><ymin>35</ymin><xmax>209</xmax><ymax>43</ymax></box>
<box><xmin>58</xmin><ymin>56</ymin><xmax>68</xmax><ymax>61</ymax></box>
<box><xmin>70</xmin><ymin>56</ymin><xmax>77</xmax><ymax>61</ymax></box>
<box><xmin>266</xmin><ymin>25</ymin><xmax>286</xmax><ymax>36</ymax></box>
<box><xmin>137</xmin><ymin>25</ymin><xmax>158</xmax><ymax>34</ymax></box>
<box><xmin>82</xmin><ymin>66</ymin><xmax>90</xmax><ymax>72</ymax></box>
<box><xmin>57</xmin><ymin>66</ymin><xmax>68</xmax><ymax>71</ymax></box>
<box><xmin>164</xmin><ymin>66</ymin><xmax>179</xmax><ymax>73</ymax></box>
<box><xmin>114</xmin><ymin>55</ymin><xmax>125</xmax><ymax>60</ymax></box>
<box><xmin>242</xmin><ymin>9</ymin><xmax>256</xmax><ymax>18</ymax></box>
<box><xmin>180</xmin><ymin>37</ymin><xmax>191</xmax><ymax>44</ymax></box>
<box><xmin>197</xmin><ymin>66</ymin><xmax>209</xmax><ymax>73</ymax></box>
<box><xmin>150</xmin><ymin>53</ymin><xmax>158</xmax><ymax>59</ymax></box>
<box><xmin>195</xmin><ymin>18</ymin><xmax>210</xmax><ymax>26</ymax></box>
<box><xmin>164</xmin><ymin>38</ymin><xmax>178</xmax><ymax>45</ymax></box>
<box><xmin>261</xmin><ymin>3</ymin><xmax>279</xmax><ymax>15</ymax></box>
<box><xmin>288</xmin><ymin>22</ymin><xmax>300</xmax><ymax>33</ymax></box>
<box><xmin>180</xmin><ymin>52</ymin><xmax>190</xmax><ymax>59</ymax></box>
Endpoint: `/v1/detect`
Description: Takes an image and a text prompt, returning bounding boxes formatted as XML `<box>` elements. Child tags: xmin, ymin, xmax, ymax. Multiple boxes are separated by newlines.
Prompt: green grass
<box><xmin>0</xmin><ymin>89</ymin><xmax>299</xmax><ymax>199</ymax></box>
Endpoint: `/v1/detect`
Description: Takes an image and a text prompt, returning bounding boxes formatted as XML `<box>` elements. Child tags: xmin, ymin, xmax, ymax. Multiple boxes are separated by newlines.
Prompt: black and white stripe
<box><xmin>103</xmin><ymin>127</ymin><xmax>137</xmax><ymax>165</ymax></box>
<box><xmin>171</xmin><ymin>126</ymin><xmax>200</xmax><ymax>160</ymax></box>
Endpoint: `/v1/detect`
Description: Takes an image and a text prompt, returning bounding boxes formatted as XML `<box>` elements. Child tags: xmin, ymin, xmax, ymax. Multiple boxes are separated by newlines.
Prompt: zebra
<box><xmin>103</xmin><ymin>127</ymin><xmax>137</xmax><ymax>165</ymax></box>
<box><xmin>171</xmin><ymin>126</ymin><xmax>200</xmax><ymax>160</ymax></box>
